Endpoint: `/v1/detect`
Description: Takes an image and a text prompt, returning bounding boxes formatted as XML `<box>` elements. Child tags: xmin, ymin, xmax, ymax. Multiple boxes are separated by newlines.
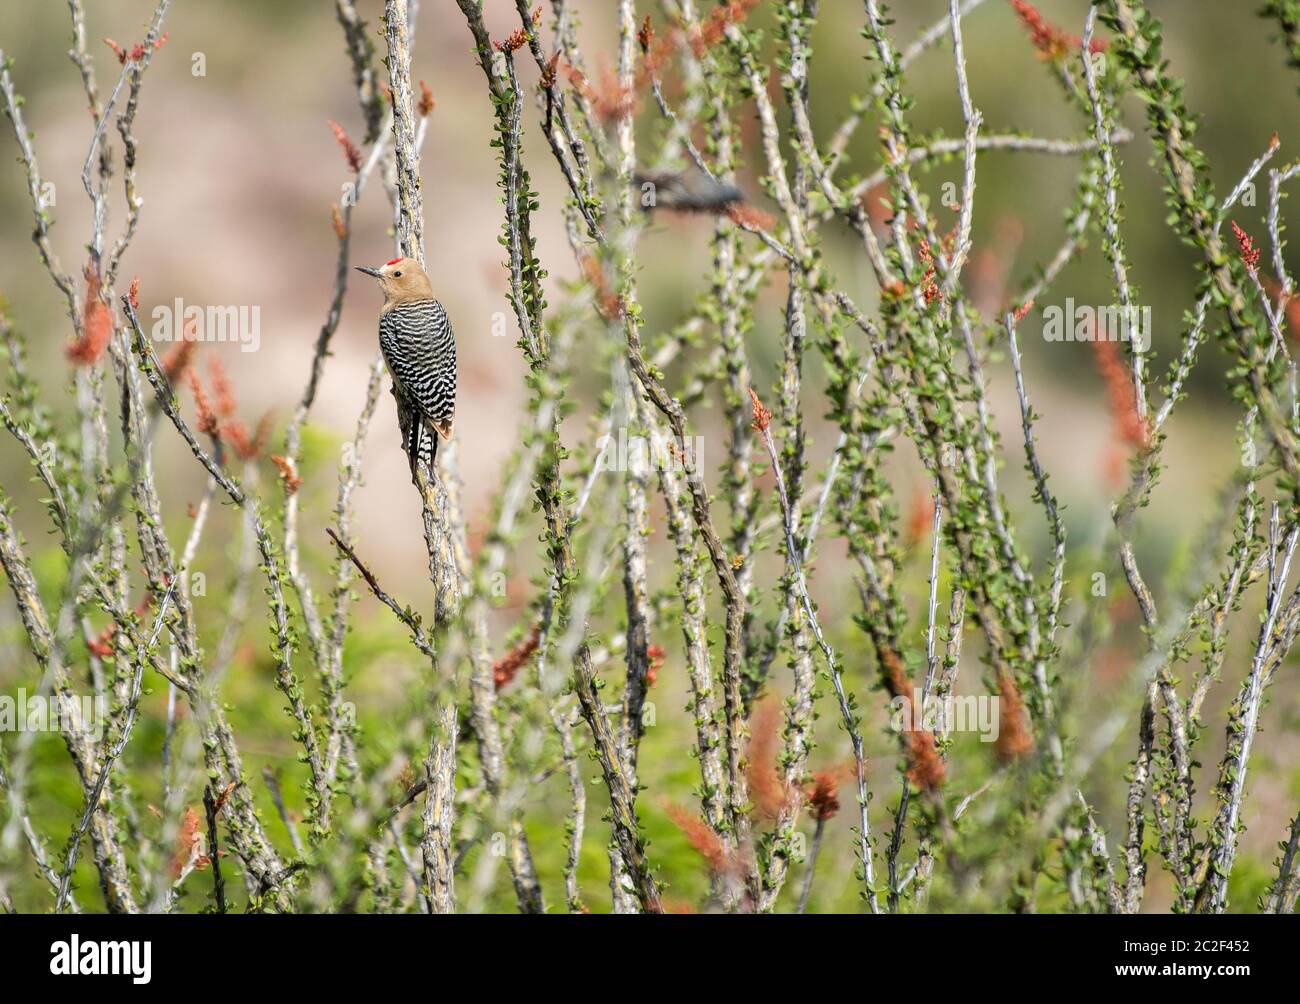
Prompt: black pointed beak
<box><xmin>354</xmin><ymin>265</ymin><xmax>383</xmax><ymax>278</ymax></box>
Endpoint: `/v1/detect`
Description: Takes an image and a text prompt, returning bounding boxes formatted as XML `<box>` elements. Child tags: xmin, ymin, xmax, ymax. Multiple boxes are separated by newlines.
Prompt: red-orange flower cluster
<box><xmin>646</xmin><ymin>643</ymin><xmax>665</xmax><ymax>687</ymax></box>
<box><xmin>688</xmin><ymin>0</ymin><xmax>762</xmax><ymax>58</ymax></box>
<box><xmin>516</xmin><ymin>0</ymin><xmax>755</xmax><ymax>132</ymax></box>
<box><xmin>639</xmin><ymin>18</ymin><xmax>679</xmax><ymax>82</ymax></box>
<box><xmin>86</xmin><ymin>629</ymin><xmax>115</xmax><ymax>660</ymax></box>
<box><xmin>208</xmin><ymin>353</ymin><xmax>236</xmax><ymax>416</ymax></box>
<box><xmin>223</xmin><ymin>414</ymin><xmax>273</xmax><ymax>462</ymax></box>
<box><xmin>496</xmin><ymin>27</ymin><xmax>530</xmax><ymax>53</ymax></box>
<box><xmin>664</xmin><ymin>801</ymin><xmax>738</xmax><ymax>876</ymax></box>
<box><xmin>1093</xmin><ymin>338</ymin><xmax>1151</xmax><ymax>451</ymax></box>
<box><xmin>904</xmin><ymin>486</ymin><xmax>933</xmax><ymax>548</ymax></box>
<box><xmin>540</xmin><ymin>50</ymin><xmax>562</xmax><ymax>90</ymax></box>
<box><xmin>270</xmin><ymin>454</ymin><xmax>303</xmax><ymax>495</ymax></box>
<box><xmin>328</xmin><ymin>119</ymin><xmax>362</xmax><ymax>173</ymax></box>
<box><xmin>169</xmin><ymin>787</ymin><xmax>233</xmax><ymax>875</ymax></box>
<box><xmin>994</xmin><ymin>671</ymin><xmax>1035</xmax><ymax>762</ymax></box>
<box><xmin>496</xmin><ymin>7</ymin><xmax>540</xmax><ymax>53</ymax></box>
<box><xmin>906</xmin><ymin>729</ymin><xmax>945</xmax><ymax>791</ymax></box>
<box><xmin>580</xmin><ymin>254</ymin><xmax>624</xmax><ymax>321</ymax></box>
<box><xmin>67</xmin><ymin>259</ymin><xmax>113</xmax><ymax>366</ymax></box>
<box><xmin>188</xmin><ymin>370</ymin><xmax>218</xmax><ymax>437</ymax></box>
<box><xmin>637</xmin><ymin>15</ymin><xmax>655</xmax><ymax>55</ymax></box>
<box><xmin>748</xmin><ymin>387</ymin><xmax>772</xmax><ymax>434</ymax></box>
<box><xmin>494</xmin><ymin>622</ymin><xmax>542</xmax><ymax>690</ymax></box>
<box><xmin>725</xmin><ymin>202</ymin><xmax>777</xmax><ymax>232</ymax></box>
<box><xmin>917</xmin><ymin>233</ymin><xmax>942</xmax><ymax>306</ymax></box>
<box><xmin>1263</xmin><ymin>276</ymin><xmax>1300</xmax><ymax>341</ymax></box>
<box><xmin>160</xmin><ymin>316</ymin><xmax>199</xmax><ymax>382</ymax></box>
<box><xmin>86</xmin><ymin>590</ymin><xmax>158</xmax><ymax>660</ymax></box>
<box><xmin>878</xmin><ymin>645</ymin><xmax>946</xmax><ymax>791</ymax></box>
<box><xmin>805</xmin><ymin>767</ymin><xmax>854</xmax><ymax>822</ymax></box>
<box><xmin>187</xmin><ymin>356</ymin><xmax>272</xmax><ymax>460</ymax></box>
<box><xmin>564</xmin><ymin>62</ymin><xmax>639</xmax><ymax>123</ymax></box>
<box><xmin>1232</xmin><ymin>219</ymin><xmax>1261</xmax><ymax>277</ymax></box>
<box><xmin>104</xmin><ymin>33</ymin><xmax>168</xmax><ymax>65</ymax></box>
<box><xmin>171</xmin><ymin>806</ymin><xmax>206</xmax><ymax>877</ymax></box>
<box><xmin>1010</xmin><ymin>1</ymin><xmax>1107</xmax><ymax>59</ymax></box>
<box><xmin>746</xmin><ymin>699</ymin><xmax>791</xmax><ymax>820</ymax></box>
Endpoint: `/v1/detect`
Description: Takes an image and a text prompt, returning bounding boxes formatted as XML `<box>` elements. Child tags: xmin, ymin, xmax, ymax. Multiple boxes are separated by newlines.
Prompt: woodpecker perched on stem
<box><xmin>355</xmin><ymin>257</ymin><xmax>456</xmax><ymax>482</ymax></box>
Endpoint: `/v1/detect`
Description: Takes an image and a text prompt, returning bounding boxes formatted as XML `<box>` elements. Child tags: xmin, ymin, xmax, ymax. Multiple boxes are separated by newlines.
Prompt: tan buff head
<box><xmin>354</xmin><ymin>257</ymin><xmax>434</xmax><ymax>309</ymax></box>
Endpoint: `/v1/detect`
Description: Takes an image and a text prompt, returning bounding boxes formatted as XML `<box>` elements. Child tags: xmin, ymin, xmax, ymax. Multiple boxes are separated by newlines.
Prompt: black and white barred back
<box><xmin>378</xmin><ymin>298</ymin><xmax>456</xmax><ymax>479</ymax></box>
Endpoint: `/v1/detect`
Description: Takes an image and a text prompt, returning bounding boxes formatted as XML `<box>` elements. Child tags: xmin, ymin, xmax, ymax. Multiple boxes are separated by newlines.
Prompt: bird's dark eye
<box><xmin>393</xmin><ymin>271</ymin><xmax>402</xmax><ymax>278</ymax></box>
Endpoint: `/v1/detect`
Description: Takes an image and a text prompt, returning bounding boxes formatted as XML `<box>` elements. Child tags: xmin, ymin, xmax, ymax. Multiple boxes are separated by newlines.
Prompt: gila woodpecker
<box><xmin>355</xmin><ymin>257</ymin><xmax>456</xmax><ymax>482</ymax></box>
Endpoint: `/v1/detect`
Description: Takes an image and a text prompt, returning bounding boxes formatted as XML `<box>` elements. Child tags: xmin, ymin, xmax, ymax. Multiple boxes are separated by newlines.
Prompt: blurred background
<box><xmin>2</xmin><ymin>0</ymin><xmax>1299</xmax><ymax>912</ymax></box>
